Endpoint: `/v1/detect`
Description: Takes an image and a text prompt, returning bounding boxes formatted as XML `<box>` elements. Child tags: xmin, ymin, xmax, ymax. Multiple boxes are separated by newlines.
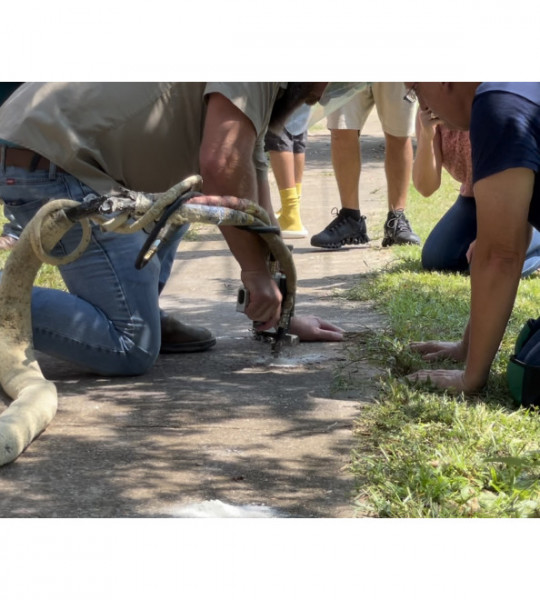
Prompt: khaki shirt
<box><xmin>0</xmin><ymin>82</ymin><xmax>283</xmax><ymax>195</ymax></box>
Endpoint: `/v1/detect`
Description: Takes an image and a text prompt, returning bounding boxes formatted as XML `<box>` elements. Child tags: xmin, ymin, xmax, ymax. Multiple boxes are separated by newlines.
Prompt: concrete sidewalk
<box><xmin>0</xmin><ymin>113</ymin><xmax>394</xmax><ymax>518</ymax></box>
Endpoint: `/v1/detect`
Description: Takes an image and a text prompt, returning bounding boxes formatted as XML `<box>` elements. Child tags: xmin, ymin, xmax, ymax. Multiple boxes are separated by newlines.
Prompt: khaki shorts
<box><xmin>326</xmin><ymin>82</ymin><xmax>416</xmax><ymax>137</ymax></box>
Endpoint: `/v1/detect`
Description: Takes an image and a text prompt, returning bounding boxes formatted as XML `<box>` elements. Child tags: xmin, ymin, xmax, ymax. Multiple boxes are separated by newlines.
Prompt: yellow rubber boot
<box><xmin>277</xmin><ymin>187</ymin><xmax>308</xmax><ymax>239</ymax></box>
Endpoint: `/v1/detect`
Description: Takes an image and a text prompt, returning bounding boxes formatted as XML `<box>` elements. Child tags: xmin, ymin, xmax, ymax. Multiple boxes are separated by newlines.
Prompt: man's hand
<box><xmin>409</xmin><ymin>340</ymin><xmax>467</xmax><ymax>363</ymax></box>
<box><xmin>406</xmin><ymin>369</ymin><xmax>469</xmax><ymax>394</ymax></box>
<box><xmin>289</xmin><ymin>315</ymin><xmax>344</xmax><ymax>342</ymax></box>
<box><xmin>241</xmin><ymin>269</ymin><xmax>282</xmax><ymax>330</ymax></box>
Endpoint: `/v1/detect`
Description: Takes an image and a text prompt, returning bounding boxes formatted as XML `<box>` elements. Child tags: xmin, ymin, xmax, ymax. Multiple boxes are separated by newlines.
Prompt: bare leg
<box><xmin>310</xmin><ymin>128</ymin><xmax>369</xmax><ymax>248</ymax></box>
<box><xmin>382</xmin><ymin>133</ymin><xmax>420</xmax><ymax>246</ymax></box>
<box><xmin>294</xmin><ymin>151</ymin><xmax>305</xmax><ymax>186</ymax></box>
<box><xmin>384</xmin><ymin>132</ymin><xmax>412</xmax><ymax>211</ymax></box>
<box><xmin>330</xmin><ymin>129</ymin><xmax>361</xmax><ymax>210</ymax></box>
<box><xmin>268</xmin><ymin>150</ymin><xmax>307</xmax><ymax>238</ymax></box>
<box><xmin>268</xmin><ymin>150</ymin><xmax>296</xmax><ymax>190</ymax></box>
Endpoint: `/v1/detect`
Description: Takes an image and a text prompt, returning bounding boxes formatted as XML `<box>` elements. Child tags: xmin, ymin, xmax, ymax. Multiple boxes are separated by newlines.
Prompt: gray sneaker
<box><xmin>382</xmin><ymin>210</ymin><xmax>421</xmax><ymax>247</ymax></box>
<box><xmin>310</xmin><ymin>208</ymin><xmax>369</xmax><ymax>249</ymax></box>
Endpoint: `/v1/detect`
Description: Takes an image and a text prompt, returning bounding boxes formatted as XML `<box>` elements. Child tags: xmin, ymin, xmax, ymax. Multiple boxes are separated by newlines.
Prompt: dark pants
<box><xmin>422</xmin><ymin>194</ymin><xmax>540</xmax><ymax>278</ymax></box>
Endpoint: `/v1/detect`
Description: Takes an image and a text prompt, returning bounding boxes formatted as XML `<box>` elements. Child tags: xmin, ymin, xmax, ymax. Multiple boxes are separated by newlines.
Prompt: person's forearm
<box><xmin>464</xmin><ymin>168</ymin><xmax>536</xmax><ymax>391</ymax></box>
<box><xmin>215</xmin><ymin>170</ymin><xmax>275</xmax><ymax>273</ymax></box>
<box><xmin>412</xmin><ymin>130</ymin><xmax>441</xmax><ymax>197</ymax></box>
<box><xmin>463</xmin><ymin>250</ymin><xmax>522</xmax><ymax>391</ymax></box>
<box><xmin>219</xmin><ymin>226</ymin><xmax>270</xmax><ymax>272</ymax></box>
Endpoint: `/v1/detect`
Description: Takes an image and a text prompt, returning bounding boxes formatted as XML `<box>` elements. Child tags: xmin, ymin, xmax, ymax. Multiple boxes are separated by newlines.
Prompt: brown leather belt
<box><xmin>3</xmin><ymin>147</ymin><xmax>64</xmax><ymax>173</ymax></box>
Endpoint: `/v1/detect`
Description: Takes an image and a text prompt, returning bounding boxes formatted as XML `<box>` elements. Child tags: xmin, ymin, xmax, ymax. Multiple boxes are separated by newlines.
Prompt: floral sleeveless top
<box><xmin>439</xmin><ymin>127</ymin><xmax>474</xmax><ymax>197</ymax></box>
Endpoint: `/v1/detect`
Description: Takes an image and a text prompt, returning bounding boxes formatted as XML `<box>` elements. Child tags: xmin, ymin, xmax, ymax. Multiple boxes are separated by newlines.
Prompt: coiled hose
<box><xmin>0</xmin><ymin>176</ymin><xmax>296</xmax><ymax>466</ymax></box>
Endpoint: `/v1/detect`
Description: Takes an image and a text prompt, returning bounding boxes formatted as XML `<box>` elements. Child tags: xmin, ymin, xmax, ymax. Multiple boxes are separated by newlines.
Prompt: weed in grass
<box><xmin>332</xmin><ymin>331</ymin><xmax>387</xmax><ymax>395</ymax></box>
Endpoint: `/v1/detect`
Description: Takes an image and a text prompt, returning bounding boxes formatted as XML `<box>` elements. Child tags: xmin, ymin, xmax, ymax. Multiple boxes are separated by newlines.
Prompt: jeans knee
<box><xmin>108</xmin><ymin>343</ymin><xmax>160</xmax><ymax>377</ymax></box>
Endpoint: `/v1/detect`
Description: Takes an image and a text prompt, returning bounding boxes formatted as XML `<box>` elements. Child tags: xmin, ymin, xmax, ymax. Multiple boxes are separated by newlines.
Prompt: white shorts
<box><xmin>326</xmin><ymin>82</ymin><xmax>416</xmax><ymax>137</ymax></box>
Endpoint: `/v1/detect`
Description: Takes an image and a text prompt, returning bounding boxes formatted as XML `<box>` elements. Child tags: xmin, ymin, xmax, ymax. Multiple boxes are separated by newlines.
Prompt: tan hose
<box><xmin>0</xmin><ymin>200</ymin><xmax>83</xmax><ymax>465</ymax></box>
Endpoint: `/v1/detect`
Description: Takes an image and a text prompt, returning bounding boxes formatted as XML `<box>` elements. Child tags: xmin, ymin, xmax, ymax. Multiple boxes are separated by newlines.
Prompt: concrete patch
<box><xmin>0</xmin><ymin>112</ymin><xmax>392</xmax><ymax>518</ymax></box>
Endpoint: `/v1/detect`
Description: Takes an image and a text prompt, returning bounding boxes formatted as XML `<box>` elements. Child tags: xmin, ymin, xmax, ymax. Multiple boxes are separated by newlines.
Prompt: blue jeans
<box><xmin>0</xmin><ymin>164</ymin><xmax>187</xmax><ymax>376</ymax></box>
<box><xmin>422</xmin><ymin>194</ymin><xmax>540</xmax><ymax>278</ymax></box>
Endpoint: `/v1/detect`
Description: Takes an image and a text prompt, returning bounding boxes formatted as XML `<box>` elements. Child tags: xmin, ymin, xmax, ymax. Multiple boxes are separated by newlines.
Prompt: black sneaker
<box><xmin>310</xmin><ymin>208</ymin><xmax>369</xmax><ymax>249</ymax></box>
<box><xmin>382</xmin><ymin>210</ymin><xmax>421</xmax><ymax>247</ymax></box>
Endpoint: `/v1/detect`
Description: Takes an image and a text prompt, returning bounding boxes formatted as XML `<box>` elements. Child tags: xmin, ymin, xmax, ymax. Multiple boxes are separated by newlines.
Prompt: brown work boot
<box><xmin>160</xmin><ymin>313</ymin><xmax>216</xmax><ymax>353</ymax></box>
<box><xmin>0</xmin><ymin>235</ymin><xmax>18</xmax><ymax>251</ymax></box>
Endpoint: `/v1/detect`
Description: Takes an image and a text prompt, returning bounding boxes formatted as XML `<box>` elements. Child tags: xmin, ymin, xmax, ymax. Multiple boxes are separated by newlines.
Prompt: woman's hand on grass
<box><xmin>407</xmin><ymin>368</ymin><xmax>468</xmax><ymax>393</ymax></box>
<box><xmin>409</xmin><ymin>340</ymin><xmax>466</xmax><ymax>363</ymax></box>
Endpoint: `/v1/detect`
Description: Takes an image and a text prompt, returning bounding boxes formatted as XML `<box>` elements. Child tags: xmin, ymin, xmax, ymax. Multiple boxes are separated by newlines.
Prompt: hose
<box><xmin>0</xmin><ymin>200</ymin><xmax>83</xmax><ymax>465</ymax></box>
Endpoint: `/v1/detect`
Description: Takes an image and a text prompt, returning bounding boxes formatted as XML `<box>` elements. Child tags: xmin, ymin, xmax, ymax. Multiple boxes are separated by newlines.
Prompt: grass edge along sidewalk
<box><xmin>344</xmin><ymin>174</ymin><xmax>540</xmax><ymax>518</ymax></box>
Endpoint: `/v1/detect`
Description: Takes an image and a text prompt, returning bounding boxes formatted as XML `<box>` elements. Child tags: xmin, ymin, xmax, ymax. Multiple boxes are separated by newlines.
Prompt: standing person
<box><xmin>0</xmin><ymin>82</ymin><xmax>342</xmax><ymax>377</ymax></box>
<box><xmin>413</xmin><ymin>106</ymin><xmax>540</xmax><ymax>277</ymax></box>
<box><xmin>310</xmin><ymin>82</ymin><xmax>421</xmax><ymax>249</ymax></box>
<box><xmin>404</xmin><ymin>82</ymin><xmax>540</xmax><ymax>405</ymax></box>
<box><xmin>264</xmin><ymin>104</ymin><xmax>311</xmax><ymax>239</ymax></box>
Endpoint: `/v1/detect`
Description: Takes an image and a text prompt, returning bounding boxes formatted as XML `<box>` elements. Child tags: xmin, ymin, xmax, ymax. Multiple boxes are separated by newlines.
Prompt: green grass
<box><xmin>345</xmin><ymin>173</ymin><xmax>540</xmax><ymax>518</ymax></box>
<box><xmin>0</xmin><ymin>215</ymin><xmax>66</xmax><ymax>289</ymax></box>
